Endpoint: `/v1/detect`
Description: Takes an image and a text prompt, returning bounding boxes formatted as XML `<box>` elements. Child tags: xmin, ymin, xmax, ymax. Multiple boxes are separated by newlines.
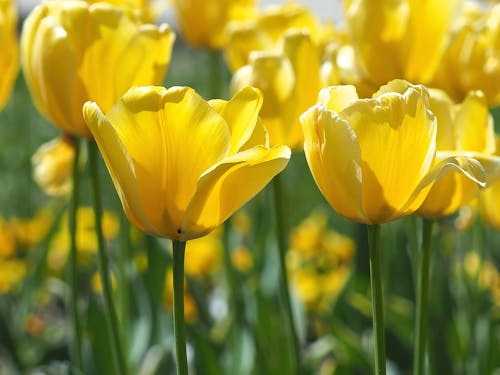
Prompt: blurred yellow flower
<box><xmin>232</xmin><ymin>30</ymin><xmax>321</xmax><ymax>149</ymax></box>
<box><xmin>83</xmin><ymin>86</ymin><xmax>290</xmax><ymax>240</ymax></box>
<box><xmin>225</xmin><ymin>2</ymin><xmax>332</xmax><ymax>71</ymax></box>
<box><xmin>300</xmin><ymin>81</ymin><xmax>485</xmax><ymax>224</ymax></box>
<box><xmin>48</xmin><ymin>207</ymin><xmax>120</xmax><ymax>271</ymax></box>
<box><xmin>185</xmin><ymin>229</ymin><xmax>221</xmax><ymax>278</ymax></box>
<box><xmin>172</xmin><ymin>0</ymin><xmax>256</xmax><ymax>50</ymax></box>
<box><xmin>231</xmin><ymin>245</ymin><xmax>253</xmax><ymax>272</ymax></box>
<box><xmin>433</xmin><ymin>4</ymin><xmax>500</xmax><ymax>106</ymax></box>
<box><xmin>0</xmin><ymin>218</ymin><xmax>16</xmax><ymax>258</ymax></box>
<box><xmin>288</xmin><ymin>211</ymin><xmax>355</xmax><ymax>312</ymax></box>
<box><xmin>230</xmin><ymin>210</ymin><xmax>251</xmax><ymax>236</ymax></box>
<box><xmin>0</xmin><ymin>258</ymin><xmax>27</xmax><ymax>294</ymax></box>
<box><xmin>0</xmin><ymin>0</ymin><xmax>19</xmax><ymax>111</ymax></box>
<box><xmin>9</xmin><ymin>209</ymin><xmax>53</xmax><ymax>248</ymax></box>
<box><xmin>344</xmin><ymin>0</ymin><xmax>461</xmax><ymax>86</ymax></box>
<box><xmin>32</xmin><ymin>136</ymin><xmax>75</xmax><ymax>196</ymax></box>
<box><xmin>21</xmin><ymin>0</ymin><xmax>175</xmax><ymax>137</ymax></box>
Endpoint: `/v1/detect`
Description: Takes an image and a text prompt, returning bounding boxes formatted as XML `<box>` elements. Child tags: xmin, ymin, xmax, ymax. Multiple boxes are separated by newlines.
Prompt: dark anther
<box><xmin>177</xmin><ymin>228</ymin><xmax>182</xmax><ymax>234</ymax></box>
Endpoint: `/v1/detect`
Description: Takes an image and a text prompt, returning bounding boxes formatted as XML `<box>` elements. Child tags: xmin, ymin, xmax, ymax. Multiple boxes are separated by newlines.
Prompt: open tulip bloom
<box><xmin>83</xmin><ymin>85</ymin><xmax>290</xmax><ymax>240</ymax></box>
<box><xmin>300</xmin><ymin>80</ymin><xmax>486</xmax><ymax>375</ymax></box>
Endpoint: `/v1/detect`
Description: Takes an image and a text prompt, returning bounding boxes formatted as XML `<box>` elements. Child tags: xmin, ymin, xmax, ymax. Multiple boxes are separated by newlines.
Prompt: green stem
<box><xmin>413</xmin><ymin>219</ymin><xmax>434</xmax><ymax>375</ymax></box>
<box><xmin>88</xmin><ymin>140</ymin><xmax>128</xmax><ymax>375</ymax></box>
<box><xmin>272</xmin><ymin>175</ymin><xmax>301</xmax><ymax>374</ymax></box>
<box><xmin>367</xmin><ymin>224</ymin><xmax>386</xmax><ymax>375</ymax></box>
<box><xmin>172</xmin><ymin>240</ymin><xmax>188</xmax><ymax>375</ymax></box>
<box><xmin>67</xmin><ymin>136</ymin><xmax>83</xmax><ymax>371</ymax></box>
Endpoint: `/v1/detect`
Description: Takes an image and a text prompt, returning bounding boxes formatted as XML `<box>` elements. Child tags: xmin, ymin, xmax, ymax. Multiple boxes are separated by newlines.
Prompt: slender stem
<box><xmin>272</xmin><ymin>175</ymin><xmax>301</xmax><ymax>374</ymax></box>
<box><xmin>367</xmin><ymin>224</ymin><xmax>386</xmax><ymax>375</ymax></box>
<box><xmin>172</xmin><ymin>240</ymin><xmax>188</xmax><ymax>375</ymax></box>
<box><xmin>88</xmin><ymin>140</ymin><xmax>127</xmax><ymax>375</ymax></box>
<box><xmin>413</xmin><ymin>219</ymin><xmax>434</xmax><ymax>375</ymax></box>
<box><xmin>67</xmin><ymin>137</ymin><xmax>83</xmax><ymax>371</ymax></box>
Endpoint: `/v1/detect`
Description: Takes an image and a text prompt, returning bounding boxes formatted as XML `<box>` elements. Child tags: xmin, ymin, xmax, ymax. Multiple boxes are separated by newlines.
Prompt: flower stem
<box><xmin>209</xmin><ymin>51</ymin><xmax>222</xmax><ymax>99</ymax></box>
<box><xmin>413</xmin><ymin>219</ymin><xmax>434</xmax><ymax>375</ymax></box>
<box><xmin>172</xmin><ymin>240</ymin><xmax>188</xmax><ymax>375</ymax></box>
<box><xmin>68</xmin><ymin>136</ymin><xmax>83</xmax><ymax>371</ymax></box>
<box><xmin>367</xmin><ymin>224</ymin><xmax>386</xmax><ymax>375</ymax></box>
<box><xmin>88</xmin><ymin>140</ymin><xmax>127</xmax><ymax>375</ymax></box>
<box><xmin>272</xmin><ymin>175</ymin><xmax>301</xmax><ymax>374</ymax></box>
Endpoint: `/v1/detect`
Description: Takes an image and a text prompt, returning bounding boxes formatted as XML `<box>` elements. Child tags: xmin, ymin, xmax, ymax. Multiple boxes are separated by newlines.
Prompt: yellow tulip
<box><xmin>172</xmin><ymin>0</ymin><xmax>256</xmax><ymax>50</ymax></box>
<box><xmin>417</xmin><ymin>88</ymin><xmax>500</xmax><ymax>218</ymax></box>
<box><xmin>225</xmin><ymin>2</ymin><xmax>333</xmax><ymax>71</ymax></box>
<box><xmin>83</xmin><ymin>86</ymin><xmax>291</xmax><ymax>240</ymax></box>
<box><xmin>0</xmin><ymin>0</ymin><xmax>19</xmax><ymax>111</ymax></box>
<box><xmin>300</xmin><ymin>80</ymin><xmax>485</xmax><ymax>225</ymax></box>
<box><xmin>433</xmin><ymin>4</ymin><xmax>500</xmax><ymax>106</ymax></box>
<box><xmin>232</xmin><ymin>30</ymin><xmax>321</xmax><ymax>149</ymax></box>
<box><xmin>31</xmin><ymin>136</ymin><xmax>75</xmax><ymax>196</ymax></box>
<box><xmin>21</xmin><ymin>0</ymin><xmax>175</xmax><ymax>138</ymax></box>
<box><xmin>345</xmin><ymin>0</ymin><xmax>461</xmax><ymax>86</ymax></box>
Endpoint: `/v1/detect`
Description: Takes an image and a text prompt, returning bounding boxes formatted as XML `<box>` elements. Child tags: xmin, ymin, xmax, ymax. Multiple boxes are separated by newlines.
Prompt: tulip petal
<box><xmin>416</xmin><ymin>153</ymin><xmax>487</xmax><ymax>219</ymax></box>
<box><xmin>343</xmin><ymin>89</ymin><xmax>436</xmax><ymax>223</ymax></box>
<box><xmin>182</xmin><ymin>145</ymin><xmax>291</xmax><ymax>239</ymax></box>
<box><xmin>301</xmin><ymin>105</ymin><xmax>365</xmax><ymax>222</ymax></box>
<box><xmin>317</xmin><ymin>86</ymin><xmax>359</xmax><ymax>113</ymax></box>
<box><xmin>105</xmin><ymin>86</ymin><xmax>231</xmax><ymax>238</ymax></box>
<box><xmin>455</xmin><ymin>91</ymin><xmax>496</xmax><ymax>153</ymax></box>
<box><xmin>406</xmin><ymin>154</ymin><xmax>485</xmax><ymax>219</ymax></box>
<box><xmin>83</xmin><ymin>101</ymin><xmax>158</xmax><ymax>235</ymax></box>
<box><xmin>25</xmin><ymin>15</ymin><xmax>82</xmax><ymax>135</ymax></box>
<box><xmin>209</xmin><ymin>86</ymin><xmax>263</xmax><ymax>155</ymax></box>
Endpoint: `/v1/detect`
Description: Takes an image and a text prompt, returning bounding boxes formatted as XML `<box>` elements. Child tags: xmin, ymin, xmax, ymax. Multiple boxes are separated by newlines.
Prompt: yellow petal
<box><xmin>103</xmin><ymin>86</ymin><xmax>231</xmax><ymax>239</ymax></box>
<box><xmin>417</xmin><ymin>153</ymin><xmax>486</xmax><ymax>219</ymax></box>
<box><xmin>317</xmin><ymin>85</ymin><xmax>359</xmax><ymax>113</ymax></box>
<box><xmin>182</xmin><ymin>145</ymin><xmax>291</xmax><ymax>239</ymax></box>
<box><xmin>343</xmin><ymin>88</ymin><xmax>437</xmax><ymax>223</ymax></box>
<box><xmin>428</xmin><ymin>88</ymin><xmax>456</xmax><ymax>150</ymax></box>
<box><xmin>455</xmin><ymin>90</ymin><xmax>496</xmax><ymax>153</ymax></box>
<box><xmin>24</xmin><ymin>15</ymin><xmax>84</xmax><ymax>135</ymax></box>
<box><xmin>300</xmin><ymin>105</ymin><xmax>365</xmax><ymax>223</ymax></box>
<box><xmin>209</xmin><ymin>86</ymin><xmax>263</xmax><ymax>155</ymax></box>
<box><xmin>0</xmin><ymin>0</ymin><xmax>18</xmax><ymax>111</ymax></box>
<box><xmin>83</xmin><ymin>101</ymin><xmax>158</xmax><ymax>235</ymax></box>
<box><xmin>345</xmin><ymin>0</ymin><xmax>408</xmax><ymax>84</ymax></box>
<box><xmin>281</xmin><ymin>30</ymin><xmax>322</xmax><ymax>148</ymax></box>
<box><xmin>402</xmin><ymin>0</ymin><xmax>461</xmax><ymax>83</ymax></box>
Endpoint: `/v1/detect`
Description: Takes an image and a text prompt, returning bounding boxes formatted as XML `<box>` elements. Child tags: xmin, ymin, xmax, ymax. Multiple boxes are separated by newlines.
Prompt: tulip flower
<box><xmin>21</xmin><ymin>0</ymin><xmax>175</xmax><ymax>138</ymax></box>
<box><xmin>172</xmin><ymin>0</ymin><xmax>256</xmax><ymax>50</ymax></box>
<box><xmin>232</xmin><ymin>30</ymin><xmax>321</xmax><ymax>150</ymax></box>
<box><xmin>433</xmin><ymin>4</ymin><xmax>500</xmax><ymax>106</ymax></box>
<box><xmin>83</xmin><ymin>85</ymin><xmax>290</xmax><ymax>240</ymax></box>
<box><xmin>225</xmin><ymin>2</ymin><xmax>332</xmax><ymax>71</ymax></box>
<box><xmin>300</xmin><ymin>81</ymin><xmax>485</xmax><ymax>225</ymax></box>
<box><xmin>0</xmin><ymin>0</ymin><xmax>19</xmax><ymax>111</ymax></box>
<box><xmin>32</xmin><ymin>136</ymin><xmax>75</xmax><ymax>196</ymax></box>
<box><xmin>344</xmin><ymin>0</ymin><xmax>461</xmax><ymax>86</ymax></box>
